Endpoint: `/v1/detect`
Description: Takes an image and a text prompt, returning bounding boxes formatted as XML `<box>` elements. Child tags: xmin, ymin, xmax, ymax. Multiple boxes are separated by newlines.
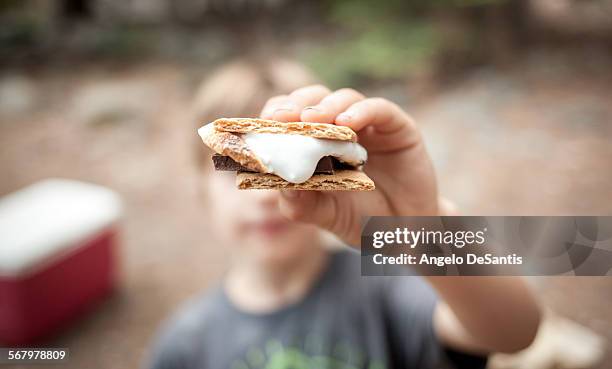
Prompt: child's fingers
<box><xmin>260</xmin><ymin>85</ymin><xmax>330</xmax><ymax>122</ymax></box>
<box><xmin>300</xmin><ymin>88</ymin><xmax>365</xmax><ymax>124</ymax></box>
<box><xmin>335</xmin><ymin>97</ymin><xmax>414</xmax><ymax>133</ymax></box>
<box><xmin>259</xmin><ymin>95</ymin><xmax>289</xmax><ymax>119</ymax></box>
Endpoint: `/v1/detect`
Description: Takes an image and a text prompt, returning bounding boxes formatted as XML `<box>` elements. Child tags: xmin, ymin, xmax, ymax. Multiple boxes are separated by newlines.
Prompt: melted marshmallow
<box><xmin>243</xmin><ymin>132</ymin><xmax>367</xmax><ymax>183</ymax></box>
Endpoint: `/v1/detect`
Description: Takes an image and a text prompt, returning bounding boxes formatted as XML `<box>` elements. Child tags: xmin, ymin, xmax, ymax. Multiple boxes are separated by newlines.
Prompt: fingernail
<box><xmin>273</xmin><ymin>102</ymin><xmax>297</xmax><ymax>113</ymax></box>
<box><xmin>303</xmin><ymin>106</ymin><xmax>323</xmax><ymax>113</ymax></box>
<box><xmin>274</xmin><ymin>107</ymin><xmax>294</xmax><ymax>114</ymax></box>
<box><xmin>336</xmin><ymin>113</ymin><xmax>352</xmax><ymax>123</ymax></box>
<box><xmin>272</xmin><ymin>108</ymin><xmax>294</xmax><ymax>120</ymax></box>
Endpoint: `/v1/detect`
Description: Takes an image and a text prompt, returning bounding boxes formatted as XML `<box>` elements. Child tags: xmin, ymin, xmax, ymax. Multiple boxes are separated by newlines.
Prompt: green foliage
<box><xmin>303</xmin><ymin>22</ymin><xmax>437</xmax><ymax>88</ymax></box>
<box><xmin>301</xmin><ymin>0</ymin><xmax>507</xmax><ymax>87</ymax></box>
<box><xmin>87</xmin><ymin>27</ymin><xmax>153</xmax><ymax>57</ymax></box>
<box><xmin>0</xmin><ymin>17</ymin><xmax>41</xmax><ymax>50</ymax></box>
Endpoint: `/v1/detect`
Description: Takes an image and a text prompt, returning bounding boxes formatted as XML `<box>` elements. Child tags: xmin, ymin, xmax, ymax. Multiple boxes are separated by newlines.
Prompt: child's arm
<box><xmin>261</xmin><ymin>85</ymin><xmax>541</xmax><ymax>354</ymax></box>
<box><xmin>431</xmin><ymin>277</ymin><xmax>540</xmax><ymax>354</ymax></box>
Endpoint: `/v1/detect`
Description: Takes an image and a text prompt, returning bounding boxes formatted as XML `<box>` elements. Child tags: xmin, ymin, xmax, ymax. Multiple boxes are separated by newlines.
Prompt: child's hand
<box><xmin>260</xmin><ymin>85</ymin><xmax>440</xmax><ymax>247</ymax></box>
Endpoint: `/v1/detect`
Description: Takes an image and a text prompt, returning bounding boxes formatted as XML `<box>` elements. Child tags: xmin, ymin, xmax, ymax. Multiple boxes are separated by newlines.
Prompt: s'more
<box><xmin>198</xmin><ymin>118</ymin><xmax>375</xmax><ymax>191</ymax></box>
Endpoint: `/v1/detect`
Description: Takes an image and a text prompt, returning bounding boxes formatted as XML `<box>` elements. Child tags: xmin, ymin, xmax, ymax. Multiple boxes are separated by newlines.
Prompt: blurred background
<box><xmin>0</xmin><ymin>0</ymin><xmax>611</xmax><ymax>368</ymax></box>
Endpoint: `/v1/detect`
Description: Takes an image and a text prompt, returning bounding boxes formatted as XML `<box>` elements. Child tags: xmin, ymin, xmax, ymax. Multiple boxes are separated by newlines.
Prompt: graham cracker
<box><xmin>198</xmin><ymin>123</ymin><xmax>269</xmax><ymax>173</ymax></box>
<box><xmin>236</xmin><ymin>170</ymin><xmax>375</xmax><ymax>191</ymax></box>
<box><xmin>213</xmin><ymin>118</ymin><xmax>357</xmax><ymax>142</ymax></box>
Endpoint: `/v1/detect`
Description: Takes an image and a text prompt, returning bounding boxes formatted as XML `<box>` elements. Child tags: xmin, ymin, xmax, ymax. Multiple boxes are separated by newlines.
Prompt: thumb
<box><xmin>277</xmin><ymin>190</ymin><xmax>361</xmax><ymax>247</ymax></box>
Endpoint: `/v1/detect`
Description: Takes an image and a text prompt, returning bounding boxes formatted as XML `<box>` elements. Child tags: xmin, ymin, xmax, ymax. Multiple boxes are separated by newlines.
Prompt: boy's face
<box><xmin>204</xmin><ymin>170</ymin><xmax>320</xmax><ymax>264</ymax></box>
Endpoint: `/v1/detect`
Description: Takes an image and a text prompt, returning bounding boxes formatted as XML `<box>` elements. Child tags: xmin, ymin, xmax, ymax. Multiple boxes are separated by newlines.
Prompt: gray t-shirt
<box><xmin>146</xmin><ymin>250</ymin><xmax>486</xmax><ymax>369</ymax></box>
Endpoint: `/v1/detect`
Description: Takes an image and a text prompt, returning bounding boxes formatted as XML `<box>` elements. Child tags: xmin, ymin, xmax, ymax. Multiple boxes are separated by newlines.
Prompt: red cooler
<box><xmin>0</xmin><ymin>179</ymin><xmax>122</xmax><ymax>345</ymax></box>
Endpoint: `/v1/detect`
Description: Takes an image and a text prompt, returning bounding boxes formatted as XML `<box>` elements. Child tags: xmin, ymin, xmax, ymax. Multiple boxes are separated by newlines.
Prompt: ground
<box><xmin>0</xmin><ymin>52</ymin><xmax>610</xmax><ymax>369</ymax></box>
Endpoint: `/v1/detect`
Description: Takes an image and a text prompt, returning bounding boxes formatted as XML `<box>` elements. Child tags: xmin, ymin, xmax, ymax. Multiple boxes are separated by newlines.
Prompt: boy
<box><xmin>146</xmin><ymin>59</ymin><xmax>541</xmax><ymax>369</ymax></box>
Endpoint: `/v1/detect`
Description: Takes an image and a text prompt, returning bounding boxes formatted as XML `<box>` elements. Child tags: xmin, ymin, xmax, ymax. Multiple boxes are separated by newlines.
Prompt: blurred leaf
<box><xmin>87</xmin><ymin>27</ymin><xmax>153</xmax><ymax>57</ymax></box>
<box><xmin>0</xmin><ymin>15</ymin><xmax>43</xmax><ymax>51</ymax></box>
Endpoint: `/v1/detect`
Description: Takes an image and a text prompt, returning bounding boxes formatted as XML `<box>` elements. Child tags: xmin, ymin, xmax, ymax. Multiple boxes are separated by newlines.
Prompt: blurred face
<box><xmin>203</xmin><ymin>170</ymin><xmax>320</xmax><ymax>265</ymax></box>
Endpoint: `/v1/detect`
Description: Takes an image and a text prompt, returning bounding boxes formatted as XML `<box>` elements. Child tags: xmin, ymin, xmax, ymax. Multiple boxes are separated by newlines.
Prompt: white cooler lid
<box><xmin>0</xmin><ymin>179</ymin><xmax>122</xmax><ymax>277</ymax></box>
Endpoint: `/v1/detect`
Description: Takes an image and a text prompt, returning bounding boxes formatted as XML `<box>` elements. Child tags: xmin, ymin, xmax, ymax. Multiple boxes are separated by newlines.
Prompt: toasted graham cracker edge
<box><xmin>214</xmin><ymin>118</ymin><xmax>357</xmax><ymax>142</ymax></box>
<box><xmin>198</xmin><ymin>124</ymin><xmax>270</xmax><ymax>173</ymax></box>
<box><xmin>236</xmin><ymin>170</ymin><xmax>375</xmax><ymax>191</ymax></box>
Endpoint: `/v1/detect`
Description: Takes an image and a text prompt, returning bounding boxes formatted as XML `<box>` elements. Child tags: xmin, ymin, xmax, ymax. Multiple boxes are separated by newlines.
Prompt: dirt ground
<box><xmin>0</xmin><ymin>52</ymin><xmax>611</xmax><ymax>369</ymax></box>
